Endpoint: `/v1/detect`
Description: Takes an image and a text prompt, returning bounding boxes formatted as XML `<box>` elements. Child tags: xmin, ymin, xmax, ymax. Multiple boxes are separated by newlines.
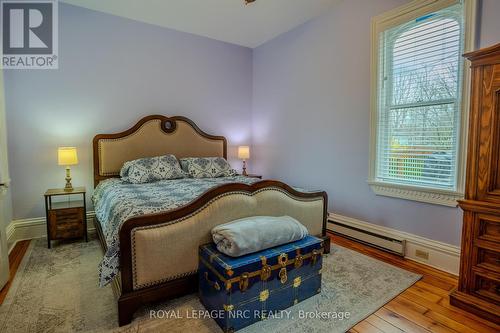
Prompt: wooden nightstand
<box><xmin>44</xmin><ymin>187</ymin><xmax>87</xmax><ymax>249</ymax></box>
<box><xmin>245</xmin><ymin>174</ymin><xmax>262</xmax><ymax>179</ymax></box>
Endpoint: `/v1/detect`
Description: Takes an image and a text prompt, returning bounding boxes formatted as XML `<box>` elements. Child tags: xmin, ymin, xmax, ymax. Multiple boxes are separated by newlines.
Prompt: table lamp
<box><xmin>238</xmin><ymin>146</ymin><xmax>250</xmax><ymax>176</ymax></box>
<box><xmin>58</xmin><ymin>147</ymin><xmax>78</xmax><ymax>191</ymax></box>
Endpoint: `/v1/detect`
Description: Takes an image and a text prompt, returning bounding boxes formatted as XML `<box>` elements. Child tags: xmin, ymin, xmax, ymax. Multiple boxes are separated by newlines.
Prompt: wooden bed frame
<box><xmin>92</xmin><ymin>115</ymin><xmax>329</xmax><ymax>326</ymax></box>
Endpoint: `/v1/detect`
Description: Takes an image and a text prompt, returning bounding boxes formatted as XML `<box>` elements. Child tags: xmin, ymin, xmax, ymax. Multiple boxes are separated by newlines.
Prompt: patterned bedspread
<box><xmin>92</xmin><ymin>176</ymin><xmax>258</xmax><ymax>286</ymax></box>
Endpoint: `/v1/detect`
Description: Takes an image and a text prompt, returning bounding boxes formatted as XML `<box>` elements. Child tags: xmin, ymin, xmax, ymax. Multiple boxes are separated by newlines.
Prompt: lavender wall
<box><xmin>4</xmin><ymin>4</ymin><xmax>253</xmax><ymax>219</ymax></box>
<box><xmin>479</xmin><ymin>0</ymin><xmax>500</xmax><ymax>48</ymax></box>
<box><xmin>252</xmin><ymin>0</ymin><xmax>499</xmax><ymax>246</ymax></box>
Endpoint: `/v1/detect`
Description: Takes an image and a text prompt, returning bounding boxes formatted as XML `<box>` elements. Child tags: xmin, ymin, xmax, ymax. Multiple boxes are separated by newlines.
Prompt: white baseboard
<box><xmin>328</xmin><ymin>213</ymin><xmax>461</xmax><ymax>276</ymax></box>
<box><xmin>7</xmin><ymin>211</ymin><xmax>95</xmax><ymax>253</ymax></box>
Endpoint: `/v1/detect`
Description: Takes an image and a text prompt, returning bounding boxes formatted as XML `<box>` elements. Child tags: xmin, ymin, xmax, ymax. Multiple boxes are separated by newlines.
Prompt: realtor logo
<box><xmin>1</xmin><ymin>0</ymin><xmax>58</xmax><ymax>69</ymax></box>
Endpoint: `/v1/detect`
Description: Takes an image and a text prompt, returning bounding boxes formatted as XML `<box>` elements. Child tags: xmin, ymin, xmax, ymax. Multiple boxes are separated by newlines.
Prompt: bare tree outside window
<box><xmin>376</xmin><ymin>6</ymin><xmax>464</xmax><ymax>189</ymax></box>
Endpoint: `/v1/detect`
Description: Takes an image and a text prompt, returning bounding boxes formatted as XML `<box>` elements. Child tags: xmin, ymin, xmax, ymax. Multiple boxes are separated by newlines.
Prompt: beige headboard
<box><xmin>93</xmin><ymin>115</ymin><xmax>227</xmax><ymax>186</ymax></box>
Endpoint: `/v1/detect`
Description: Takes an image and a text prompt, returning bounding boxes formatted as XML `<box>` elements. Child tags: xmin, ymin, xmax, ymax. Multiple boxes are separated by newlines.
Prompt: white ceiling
<box><xmin>62</xmin><ymin>0</ymin><xmax>338</xmax><ymax>48</ymax></box>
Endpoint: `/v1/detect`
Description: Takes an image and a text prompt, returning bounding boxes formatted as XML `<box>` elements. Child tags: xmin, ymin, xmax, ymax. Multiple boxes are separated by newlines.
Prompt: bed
<box><xmin>92</xmin><ymin>115</ymin><xmax>329</xmax><ymax>326</ymax></box>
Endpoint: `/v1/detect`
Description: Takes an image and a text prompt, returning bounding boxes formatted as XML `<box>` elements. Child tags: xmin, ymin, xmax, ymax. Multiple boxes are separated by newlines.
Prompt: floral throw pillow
<box><xmin>180</xmin><ymin>157</ymin><xmax>238</xmax><ymax>178</ymax></box>
<box><xmin>120</xmin><ymin>155</ymin><xmax>186</xmax><ymax>184</ymax></box>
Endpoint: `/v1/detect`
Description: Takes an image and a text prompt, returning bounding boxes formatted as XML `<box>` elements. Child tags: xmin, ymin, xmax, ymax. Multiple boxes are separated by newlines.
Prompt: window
<box><xmin>369</xmin><ymin>0</ymin><xmax>476</xmax><ymax>206</ymax></box>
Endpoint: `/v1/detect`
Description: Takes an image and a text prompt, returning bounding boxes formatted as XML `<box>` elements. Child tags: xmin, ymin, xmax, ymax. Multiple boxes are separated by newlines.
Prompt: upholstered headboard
<box><xmin>93</xmin><ymin>115</ymin><xmax>227</xmax><ymax>186</ymax></box>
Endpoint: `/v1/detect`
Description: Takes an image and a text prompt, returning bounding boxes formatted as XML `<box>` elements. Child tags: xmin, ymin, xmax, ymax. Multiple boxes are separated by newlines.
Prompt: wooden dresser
<box><xmin>450</xmin><ymin>43</ymin><xmax>500</xmax><ymax>324</ymax></box>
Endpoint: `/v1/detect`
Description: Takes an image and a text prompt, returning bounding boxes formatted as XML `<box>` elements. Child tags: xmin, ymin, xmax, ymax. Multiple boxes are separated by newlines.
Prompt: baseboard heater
<box><xmin>328</xmin><ymin>219</ymin><xmax>406</xmax><ymax>256</ymax></box>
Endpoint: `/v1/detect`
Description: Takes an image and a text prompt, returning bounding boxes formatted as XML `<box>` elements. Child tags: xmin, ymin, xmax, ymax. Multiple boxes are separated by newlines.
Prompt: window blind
<box><xmin>375</xmin><ymin>3</ymin><xmax>464</xmax><ymax>190</ymax></box>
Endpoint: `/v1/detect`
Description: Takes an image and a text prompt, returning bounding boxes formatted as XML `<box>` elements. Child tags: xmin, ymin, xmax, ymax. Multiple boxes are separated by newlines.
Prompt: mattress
<box><xmin>92</xmin><ymin>176</ymin><xmax>258</xmax><ymax>287</ymax></box>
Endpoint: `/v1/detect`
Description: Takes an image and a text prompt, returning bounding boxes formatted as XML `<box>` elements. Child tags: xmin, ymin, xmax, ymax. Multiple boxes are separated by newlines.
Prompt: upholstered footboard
<box><xmin>116</xmin><ymin>181</ymin><xmax>328</xmax><ymax>326</ymax></box>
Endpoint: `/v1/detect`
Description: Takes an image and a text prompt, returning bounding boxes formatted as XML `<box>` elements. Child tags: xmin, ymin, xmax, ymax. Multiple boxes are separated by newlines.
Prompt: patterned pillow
<box><xmin>180</xmin><ymin>157</ymin><xmax>238</xmax><ymax>178</ymax></box>
<box><xmin>120</xmin><ymin>155</ymin><xmax>186</xmax><ymax>184</ymax></box>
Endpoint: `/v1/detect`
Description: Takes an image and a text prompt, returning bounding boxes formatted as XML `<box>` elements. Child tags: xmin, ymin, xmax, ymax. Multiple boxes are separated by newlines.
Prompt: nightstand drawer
<box><xmin>48</xmin><ymin>207</ymin><xmax>84</xmax><ymax>240</ymax></box>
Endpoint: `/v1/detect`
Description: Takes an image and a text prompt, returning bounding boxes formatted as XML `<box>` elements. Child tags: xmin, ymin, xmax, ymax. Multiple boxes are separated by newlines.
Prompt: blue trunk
<box><xmin>199</xmin><ymin>236</ymin><xmax>324</xmax><ymax>332</ymax></box>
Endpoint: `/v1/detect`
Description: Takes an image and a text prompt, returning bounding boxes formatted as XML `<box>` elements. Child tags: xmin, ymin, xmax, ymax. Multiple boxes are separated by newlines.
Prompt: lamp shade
<box><xmin>58</xmin><ymin>147</ymin><xmax>78</xmax><ymax>166</ymax></box>
<box><xmin>238</xmin><ymin>146</ymin><xmax>250</xmax><ymax>160</ymax></box>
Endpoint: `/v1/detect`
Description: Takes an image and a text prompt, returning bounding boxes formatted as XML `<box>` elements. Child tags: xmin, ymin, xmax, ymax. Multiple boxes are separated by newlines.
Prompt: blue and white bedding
<box><xmin>92</xmin><ymin>176</ymin><xmax>258</xmax><ymax>287</ymax></box>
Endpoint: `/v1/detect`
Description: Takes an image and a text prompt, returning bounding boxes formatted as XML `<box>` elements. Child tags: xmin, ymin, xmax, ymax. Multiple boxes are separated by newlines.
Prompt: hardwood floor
<box><xmin>0</xmin><ymin>240</ymin><xmax>31</xmax><ymax>305</ymax></box>
<box><xmin>1</xmin><ymin>235</ymin><xmax>499</xmax><ymax>333</ymax></box>
<box><xmin>329</xmin><ymin>233</ymin><xmax>500</xmax><ymax>333</ymax></box>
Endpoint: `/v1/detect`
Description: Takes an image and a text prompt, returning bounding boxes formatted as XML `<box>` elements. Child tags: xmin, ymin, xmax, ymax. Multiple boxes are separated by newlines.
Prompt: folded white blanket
<box><xmin>211</xmin><ymin>216</ymin><xmax>308</xmax><ymax>257</ymax></box>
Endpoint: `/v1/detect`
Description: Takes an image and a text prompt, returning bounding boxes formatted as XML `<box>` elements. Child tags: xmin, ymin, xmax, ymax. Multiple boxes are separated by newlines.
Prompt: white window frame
<box><xmin>0</xmin><ymin>70</ymin><xmax>9</xmax><ymax>198</ymax></box>
<box><xmin>368</xmin><ymin>0</ymin><xmax>477</xmax><ymax>207</ymax></box>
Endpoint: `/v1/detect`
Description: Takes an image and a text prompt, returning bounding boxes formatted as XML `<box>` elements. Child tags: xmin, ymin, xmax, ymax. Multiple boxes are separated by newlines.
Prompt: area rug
<box><xmin>0</xmin><ymin>236</ymin><xmax>420</xmax><ymax>333</ymax></box>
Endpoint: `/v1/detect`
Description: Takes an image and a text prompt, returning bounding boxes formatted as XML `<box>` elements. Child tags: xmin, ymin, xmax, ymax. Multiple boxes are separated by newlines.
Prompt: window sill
<box><xmin>367</xmin><ymin>181</ymin><xmax>463</xmax><ymax>207</ymax></box>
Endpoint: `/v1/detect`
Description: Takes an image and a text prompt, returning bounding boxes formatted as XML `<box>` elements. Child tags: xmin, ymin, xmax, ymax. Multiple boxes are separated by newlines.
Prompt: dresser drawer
<box><xmin>476</xmin><ymin>247</ymin><xmax>500</xmax><ymax>273</ymax></box>
<box><xmin>476</xmin><ymin>214</ymin><xmax>500</xmax><ymax>244</ymax></box>
<box><xmin>472</xmin><ymin>271</ymin><xmax>500</xmax><ymax>305</ymax></box>
<box><xmin>48</xmin><ymin>208</ymin><xmax>84</xmax><ymax>240</ymax></box>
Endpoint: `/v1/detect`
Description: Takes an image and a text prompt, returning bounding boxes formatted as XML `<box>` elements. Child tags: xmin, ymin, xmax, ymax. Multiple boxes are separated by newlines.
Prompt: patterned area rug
<box><xmin>0</xmin><ymin>237</ymin><xmax>420</xmax><ymax>333</ymax></box>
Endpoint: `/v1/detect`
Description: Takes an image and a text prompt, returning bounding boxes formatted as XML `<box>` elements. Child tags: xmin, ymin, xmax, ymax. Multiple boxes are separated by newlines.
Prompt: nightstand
<box><xmin>44</xmin><ymin>187</ymin><xmax>87</xmax><ymax>249</ymax></box>
<box><xmin>245</xmin><ymin>174</ymin><xmax>262</xmax><ymax>179</ymax></box>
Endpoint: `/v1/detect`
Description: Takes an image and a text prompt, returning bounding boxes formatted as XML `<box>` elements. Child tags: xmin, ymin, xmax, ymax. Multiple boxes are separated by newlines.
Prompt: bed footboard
<box><xmin>117</xmin><ymin>180</ymin><xmax>328</xmax><ymax>326</ymax></box>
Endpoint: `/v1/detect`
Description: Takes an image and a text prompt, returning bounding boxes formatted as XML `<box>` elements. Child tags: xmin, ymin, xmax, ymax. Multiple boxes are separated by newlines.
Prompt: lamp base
<box><xmin>242</xmin><ymin>160</ymin><xmax>248</xmax><ymax>176</ymax></box>
<box><xmin>64</xmin><ymin>167</ymin><xmax>73</xmax><ymax>192</ymax></box>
